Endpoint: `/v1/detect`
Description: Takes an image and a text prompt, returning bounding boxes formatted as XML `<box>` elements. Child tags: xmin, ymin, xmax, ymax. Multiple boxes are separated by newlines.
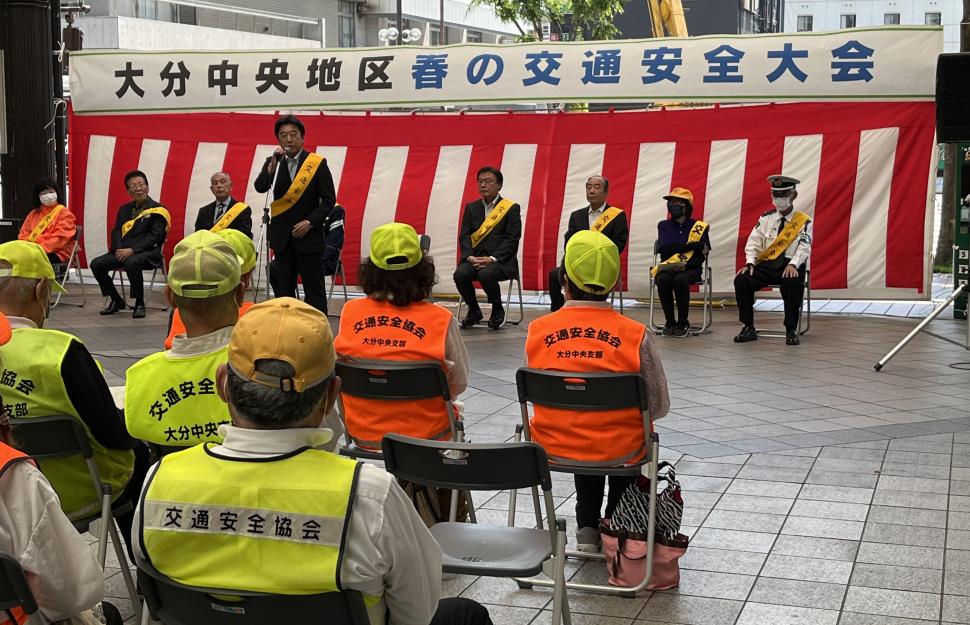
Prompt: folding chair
<box><xmin>113</xmin><ymin>254</ymin><xmax>169</xmax><ymax>311</ymax></box>
<box><xmin>0</xmin><ymin>552</ymin><xmax>38</xmax><ymax>625</ymax></box>
<box><xmin>9</xmin><ymin>416</ymin><xmax>142</xmax><ymax>621</ymax></box>
<box><xmin>51</xmin><ymin>225</ymin><xmax>87</xmax><ymax>308</ymax></box>
<box><xmin>757</xmin><ymin>266</ymin><xmax>811</xmax><ymax>338</ymax></box>
<box><xmin>136</xmin><ymin>559</ymin><xmax>369</xmax><ymax>625</ymax></box>
<box><xmin>648</xmin><ymin>240</ymin><xmax>713</xmax><ymax>335</ymax></box>
<box><xmin>610</xmin><ymin>272</ymin><xmax>626</xmax><ymax>314</ymax></box>
<box><xmin>326</xmin><ymin>253</ymin><xmax>349</xmax><ymax>316</ymax></box>
<box><xmin>455</xmin><ymin>261</ymin><xmax>525</xmax><ymax>329</ymax></box>
<box><xmin>382</xmin><ymin>433</ymin><xmax>572</xmax><ymax>625</ymax></box>
<box><xmin>513</xmin><ymin>368</ymin><xmax>660</xmax><ymax>598</ymax></box>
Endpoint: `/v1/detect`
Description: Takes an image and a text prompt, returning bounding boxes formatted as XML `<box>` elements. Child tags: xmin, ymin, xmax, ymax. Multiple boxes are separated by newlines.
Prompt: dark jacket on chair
<box><xmin>253</xmin><ymin>149</ymin><xmax>337</xmax><ymax>254</ymax></box>
<box><xmin>194</xmin><ymin>196</ymin><xmax>253</xmax><ymax>239</ymax></box>
<box><xmin>458</xmin><ymin>197</ymin><xmax>522</xmax><ymax>277</ymax></box>
<box><xmin>109</xmin><ymin>198</ymin><xmax>168</xmax><ymax>254</ymax></box>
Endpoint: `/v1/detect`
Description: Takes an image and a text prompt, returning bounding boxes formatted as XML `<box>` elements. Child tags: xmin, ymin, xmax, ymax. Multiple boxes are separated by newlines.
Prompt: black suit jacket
<box><xmin>253</xmin><ymin>149</ymin><xmax>336</xmax><ymax>254</ymax></box>
<box><xmin>194</xmin><ymin>196</ymin><xmax>253</xmax><ymax>239</ymax></box>
<box><xmin>458</xmin><ymin>197</ymin><xmax>522</xmax><ymax>276</ymax></box>
<box><xmin>109</xmin><ymin>198</ymin><xmax>168</xmax><ymax>254</ymax></box>
<box><xmin>563</xmin><ymin>205</ymin><xmax>629</xmax><ymax>254</ymax></box>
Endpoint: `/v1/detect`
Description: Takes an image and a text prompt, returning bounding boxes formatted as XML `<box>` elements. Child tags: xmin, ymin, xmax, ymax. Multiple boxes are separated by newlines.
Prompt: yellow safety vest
<box><xmin>0</xmin><ymin>328</ymin><xmax>134</xmax><ymax>519</ymax></box>
<box><xmin>142</xmin><ymin>444</ymin><xmax>361</xmax><ymax>595</ymax></box>
<box><xmin>125</xmin><ymin>346</ymin><xmax>231</xmax><ymax>446</ymax></box>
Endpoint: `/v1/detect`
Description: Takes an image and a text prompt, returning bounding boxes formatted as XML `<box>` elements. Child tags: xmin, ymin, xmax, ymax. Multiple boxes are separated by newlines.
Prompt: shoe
<box><xmin>100</xmin><ymin>601</ymin><xmax>123</xmax><ymax>625</ymax></box>
<box><xmin>99</xmin><ymin>298</ymin><xmax>125</xmax><ymax>315</ymax></box>
<box><xmin>733</xmin><ymin>325</ymin><xmax>757</xmax><ymax>343</ymax></box>
<box><xmin>132</xmin><ymin>304</ymin><xmax>147</xmax><ymax>319</ymax></box>
<box><xmin>786</xmin><ymin>330</ymin><xmax>800</xmax><ymax>345</ymax></box>
<box><xmin>488</xmin><ymin>304</ymin><xmax>505</xmax><ymax>330</ymax></box>
<box><xmin>576</xmin><ymin>526</ymin><xmax>601</xmax><ymax>553</ymax></box>
<box><xmin>673</xmin><ymin>321</ymin><xmax>690</xmax><ymax>337</ymax></box>
<box><xmin>460</xmin><ymin>309</ymin><xmax>483</xmax><ymax>329</ymax></box>
<box><xmin>661</xmin><ymin>322</ymin><xmax>676</xmax><ymax>336</ymax></box>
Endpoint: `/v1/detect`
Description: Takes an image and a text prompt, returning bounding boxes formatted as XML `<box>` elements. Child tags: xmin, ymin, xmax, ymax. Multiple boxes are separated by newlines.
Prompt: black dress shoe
<box><xmin>661</xmin><ymin>322</ymin><xmax>676</xmax><ymax>336</ymax></box>
<box><xmin>786</xmin><ymin>330</ymin><xmax>800</xmax><ymax>345</ymax></box>
<box><xmin>460</xmin><ymin>309</ymin><xmax>483</xmax><ymax>329</ymax></box>
<box><xmin>733</xmin><ymin>325</ymin><xmax>758</xmax><ymax>343</ymax></box>
<box><xmin>673</xmin><ymin>321</ymin><xmax>690</xmax><ymax>337</ymax></box>
<box><xmin>132</xmin><ymin>304</ymin><xmax>147</xmax><ymax>319</ymax></box>
<box><xmin>488</xmin><ymin>305</ymin><xmax>506</xmax><ymax>330</ymax></box>
<box><xmin>99</xmin><ymin>298</ymin><xmax>125</xmax><ymax>315</ymax></box>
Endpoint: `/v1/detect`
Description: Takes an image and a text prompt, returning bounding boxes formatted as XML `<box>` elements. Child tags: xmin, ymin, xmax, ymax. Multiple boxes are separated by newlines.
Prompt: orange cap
<box><xmin>663</xmin><ymin>187</ymin><xmax>694</xmax><ymax>206</ymax></box>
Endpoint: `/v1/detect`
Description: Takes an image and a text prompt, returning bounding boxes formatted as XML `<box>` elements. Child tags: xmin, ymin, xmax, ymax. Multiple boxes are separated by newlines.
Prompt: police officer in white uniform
<box><xmin>733</xmin><ymin>175</ymin><xmax>812</xmax><ymax>346</ymax></box>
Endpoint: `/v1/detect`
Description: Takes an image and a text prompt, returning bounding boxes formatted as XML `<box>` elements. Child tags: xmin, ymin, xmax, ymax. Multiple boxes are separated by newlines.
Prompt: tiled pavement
<box><xmin>45</xmin><ymin>290</ymin><xmax>970</xmax><ymax>624</ymax></box>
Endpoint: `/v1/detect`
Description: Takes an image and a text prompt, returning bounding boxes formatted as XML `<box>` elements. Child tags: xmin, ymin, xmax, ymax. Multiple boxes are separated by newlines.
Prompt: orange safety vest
<box><xmin>164</xmin><ymin>302</ymin><xmax>254</xmax><ymax>350</ymax></box>
<box><xmin>0</xmin><ymin>442</ymin><xmax>36</xmax><ymax>625</ymax></box>
<box><xmin>334</xmin><ymin>297</ymin><xmax>454</xmax><ymax>449</ymax></box>
<box><xmin>525</xmin><ymin>305</ymin><xmax>648</xmax><ymax>467</ymax></box>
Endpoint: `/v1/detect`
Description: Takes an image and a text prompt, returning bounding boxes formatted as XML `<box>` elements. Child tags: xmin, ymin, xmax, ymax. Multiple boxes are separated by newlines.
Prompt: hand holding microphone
<box><xmin>267</xmin><ymin>146</ymin><xmax>290</xmax><ymax>174</ymax></box>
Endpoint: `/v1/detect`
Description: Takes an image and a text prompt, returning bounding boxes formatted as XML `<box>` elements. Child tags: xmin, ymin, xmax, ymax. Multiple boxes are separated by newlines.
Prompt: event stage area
<box><xmin>51</xmin><ymin>294</ymin><xmax>970</xmax><ymax>625</ymax></box>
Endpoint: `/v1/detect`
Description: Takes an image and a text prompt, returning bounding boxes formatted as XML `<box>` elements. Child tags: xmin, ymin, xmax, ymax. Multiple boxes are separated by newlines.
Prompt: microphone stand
<box><xmin>253</xmin><ymin>152</ymin><xmax>284</xmax><ymax>303</ymax></box>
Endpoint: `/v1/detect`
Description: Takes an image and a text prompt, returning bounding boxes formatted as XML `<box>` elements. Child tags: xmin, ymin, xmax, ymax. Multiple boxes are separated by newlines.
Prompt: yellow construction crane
<box><xmin>646</xmin><ymin>0</ymin><xmax>689</xmax><ymax>38</ymax></box>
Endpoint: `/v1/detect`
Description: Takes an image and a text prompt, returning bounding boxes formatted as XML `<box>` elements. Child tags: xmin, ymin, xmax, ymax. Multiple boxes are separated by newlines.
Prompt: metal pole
<box><xmin>396</xmin><ymin>0</ymin><xmax>403</xmax><ymax>41</ymax></box>
<box><xmin>874</xmin><ymin>282</ymin><xmax>969</xmax><ymax>371</ymax></box>
<box><xmin>318</xmin><ymin>17</ymin><xmax>325</xmax><ymax>48</ymax></box>
<box><xmin>439</xmin><ymin>0</ymin><xmax>445</xmax><ymax>45</ymax></box>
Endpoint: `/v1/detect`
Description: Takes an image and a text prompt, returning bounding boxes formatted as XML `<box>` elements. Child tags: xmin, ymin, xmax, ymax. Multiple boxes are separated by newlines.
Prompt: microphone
<box><xmin>274</xmin><ymin>146</ymin><xmax>292</xmax><ymax>162</ymax></box>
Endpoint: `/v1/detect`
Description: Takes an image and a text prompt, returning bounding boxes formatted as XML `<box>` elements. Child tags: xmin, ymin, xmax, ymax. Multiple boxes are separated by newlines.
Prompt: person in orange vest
<box><xmin>163</xmin><ymin>228</ymin><xmax>256</xmax><ymax>350</ymax></box>
<box><xmin>17</xmin><ymin>178</ymin><xmax>76</xmax><ymax>266</ymax></box>
<box><xmin>525</xmin><ymin>230</ymin><xmax>670</xmax><ymax>553</ymax></box>
<box><xmin>0</xmin><ymin>312</ymin><xmax>106</xmax><ymax>625</ymax></box>
<box><xmin>335</xmin><ymin>222</ymin><xmax>468</xmax><ymax>450</ymax></box>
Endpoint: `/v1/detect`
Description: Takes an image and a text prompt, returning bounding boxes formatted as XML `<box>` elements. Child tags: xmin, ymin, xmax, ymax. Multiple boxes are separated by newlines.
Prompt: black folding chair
<box><xmin>514</xmin><ymin>368</ymin><xmax>660</xmax><ymax>598</ymax></box>
<box><xmin>0</xmin><ymin>552</ymin><xmax>38</xmax><ymax>625</ymax></box>
<box><xmin>10</xmin><ymin>416</ymin><xmax>141</xmax><ymax>620</ymax></box>
<box><xmin>326</xmin><ymin>251</ymin><xmax>349</xmax><ymax>317</ymax></box>
<box><xmin>136</xmin><ymin>559</ymin><xmax>369</xmax><ymax>625</ymax></box>
<box><xmin>647</xmin><ymin>239</ymin><xmax>713</xmax><ymax>335</ymax></box>
<box><xmin>113</xmin><ymin>254</ymin><xmax>169</xmax><ymax>311</ymax></box>
<box><xmin>382</xmin><ymin>434</ymin><xmax>571</xmax><ymax>625</ymax></box>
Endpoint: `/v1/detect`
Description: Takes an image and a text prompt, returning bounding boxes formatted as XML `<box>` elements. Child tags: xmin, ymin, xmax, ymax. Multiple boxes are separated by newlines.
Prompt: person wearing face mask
<box><xmin>18</xmin><ymin>178</ymin><xmax>77</xmax><ymax>267</ymax></box>
<box><xmin>132</xmin><ymin>297</ymin><xmax>494</xmax><ymax>625</ymax></box>
<box><xmin>0</xmin><ymin>241</ymin><xmax>146</xmax><ymax>560</ymax></box>
<box><xmin>652</xmin><ymin>187</ymin><xmax>711</xmax><ymax>337</ymax></box>
<box><xmin>734</xmin><ymin>175</ymin><xmax>812</xmax><ymax>346</ymax></box>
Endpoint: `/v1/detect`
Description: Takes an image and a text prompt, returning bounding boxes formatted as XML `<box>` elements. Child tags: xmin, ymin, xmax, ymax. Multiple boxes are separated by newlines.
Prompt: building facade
<box><xmin>615</xmin><ymin>0</ymin><xmax>785</xmax><ymax>38</ymax></box>
<box><xmin>783</xmin><ymin>0</ymin><xmax>958</xmax><ymax>51</ymax></box>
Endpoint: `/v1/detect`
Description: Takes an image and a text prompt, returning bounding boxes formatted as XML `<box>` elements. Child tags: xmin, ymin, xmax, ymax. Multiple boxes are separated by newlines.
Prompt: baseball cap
<box><xmin>216</xmin><ymin>228</ymin><xmax>257</xmax><ymax>274</ymax></box>
<box><xmin>369</xmin><ymin>222</ymin><xmax>422</xmax><ymax>271</ymax></box>
<box><xmin>0</xmin><ymin>314</ymin><xmax>11</xmax><ymax>346</ymax></box>
<box><xmin>228</xmin><ymin>297</ymin><xmax>334</xmax><ymax>393</ymax></box>
<box><xmin>0</xmin><ymin>240</ymin><xmax>66</xmax><ymax>293</ymax></box>
<box><xmin>663</xmin><ymin>187</ymin><xmax>694</xmax><ymax>207</ymax></box>
<box><xmin>168</xmin><ymin>230</ymin><xmax>241</xmax><ymax>298</ymax></box>
<box><xmin>564</xmin><ymin>230</ymin><xmax>620</xmax><ymax>295</ymax></box>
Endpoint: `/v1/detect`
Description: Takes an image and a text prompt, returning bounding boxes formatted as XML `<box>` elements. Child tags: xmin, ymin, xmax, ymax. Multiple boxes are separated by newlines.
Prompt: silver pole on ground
<box><xmin>253</xmin><ymin>153</ymin><xmax>284</xmax><ymax>303</ymax></box>
<box><xmin>874</xmin><ymin>282</ymin><xmax>969</xmax><ymax>371</ymax></box>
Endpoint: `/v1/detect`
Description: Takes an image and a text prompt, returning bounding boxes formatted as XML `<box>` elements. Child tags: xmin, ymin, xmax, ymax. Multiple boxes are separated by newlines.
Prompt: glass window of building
<box><xmin>338</xmin><ymin>0</ymin><xmax>356</xmax><ymax>47</ymax></box>
<box><xmin>466</xmin><ymin>30</ymin><xmax>483</xmax><ymax>43</ymax></box>
<box><xmin>884</xmin><ymin>12</ymin><xmax>900</xmax><ymax>24</ymax></box>
<box><xmin>840</xmin><ymin>14</ymin><xmax>856</xmax><ymax>28</ymax></box>
<box><xmin>796</xmin><ymin>15</ymin><xmax>813</xmax><ymax>31</ymax></box>
<box><xmin>430</xmin><ymin>25</ymin><xmax>441</xmax><ymax>45</ymax></box>
<box><xmin>925</xmin><ymin>12</ymin><xmax>942</xmax><ymax>24</ymax></box>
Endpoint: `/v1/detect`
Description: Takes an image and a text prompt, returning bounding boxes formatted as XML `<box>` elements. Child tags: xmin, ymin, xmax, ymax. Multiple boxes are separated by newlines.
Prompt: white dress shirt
<box><xmin>132</xmin><ymin>425</ymin><xmax>443</xmax><ymax>625</ymax></box>
<box><xmin>743</xmin><ymin>208</ymin><xmax>813</xmax><ymax>268</ymax></box>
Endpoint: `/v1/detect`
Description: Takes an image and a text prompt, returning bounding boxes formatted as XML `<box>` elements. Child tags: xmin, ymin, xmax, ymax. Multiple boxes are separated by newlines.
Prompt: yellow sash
<box><xmin>590</xmin><ymin>206</ymin><xmax>622</xmax><ymax>233</ymax></box>
<box><xmin>271</xmin><ymin>153</ymin><xmax>323</xmax><ymax>218</ymax></box>
<box><xmin>470</xmin><ymin>198</ymin><xmax>515</xmax><ymax>248</ymax></box>
<box><xmin>210</xmin><ymin>202</ymin><xmax>248</xmax><ymax>233</ymax></box>
<box><xmin>26</xmin><ymin>204</ymin><xmax>65</xmax><ymax>242</ymax></box>
<box><xmin>757</xmin><ymin>210</ymin><xmax>810</xmax><ymax>263</ymax></box>
<box><xmin>121</xmin><ymin>206</ymin><xmax>172</xmax><ymax>238</ymax></box>
<box><xmin>651</xmin><ymin>220</ymin><xmax>708</xmax><ymax>278</ymax></box>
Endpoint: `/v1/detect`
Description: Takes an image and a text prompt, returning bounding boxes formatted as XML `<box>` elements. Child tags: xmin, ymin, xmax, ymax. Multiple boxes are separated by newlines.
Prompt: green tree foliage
<box><xmin>471</xmin><ymin>0</ymin><xmax>626</xmax><ymax>41</ymax></box>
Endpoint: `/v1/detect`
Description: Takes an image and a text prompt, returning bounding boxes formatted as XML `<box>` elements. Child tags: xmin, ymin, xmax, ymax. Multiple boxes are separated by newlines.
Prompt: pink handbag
<box><xmin>600</xmin><ymin>522</ymin><xmax>689</xmax><ymax>590</ymax></box>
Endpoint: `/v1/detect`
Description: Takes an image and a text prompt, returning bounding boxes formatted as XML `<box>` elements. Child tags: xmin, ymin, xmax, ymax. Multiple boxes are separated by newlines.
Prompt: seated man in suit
<box><xmin>548</xmin><ymin>176</ymin><xmax>628</xmax><ymax>312</ymax></box>
<box><xmin>194</xmin><ymin>171</ymin><xmax>253</xmax><ymax>238</ymax></box>
<box><xmin>734</xmin><ymin>175</ymin><xmax>812</xmax><ymax>346</ymax></box>
<box><xmin>90</xmin><ymin>170</ymin><xmax>170</xmax><ymax>319</ymax></box>
<box><xmin>453</xmin><ymin>167</ymin><xmax>522</xmax><ymax>330</ymax></box>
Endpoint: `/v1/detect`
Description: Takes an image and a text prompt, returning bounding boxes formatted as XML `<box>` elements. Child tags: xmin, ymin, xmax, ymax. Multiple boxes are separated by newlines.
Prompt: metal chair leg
<box><xmin>144</xmin><ymin>266</ymin><xmax>169</xmax><ymax>311</ymax></box>
<box><xmin>551</xmin><ymin>519</ymin><xmax>570</xmax><ymax>625</ymax></box>
<box><xmin>108</xmin><ymin>519</ymin><xmax>142</xmax><ymax>622</ymax></box>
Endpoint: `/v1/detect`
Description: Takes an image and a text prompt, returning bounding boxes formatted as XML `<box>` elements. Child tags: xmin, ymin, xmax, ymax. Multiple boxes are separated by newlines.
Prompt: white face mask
<box><xmin>772</xmin><ymin>197</ymin><xmax>792</xmax><ymax>211</ymax></box>
<box><xmin>39</xmin><ymin>192</ymin><xmax>58</xmax><ymax>207</ymax></box>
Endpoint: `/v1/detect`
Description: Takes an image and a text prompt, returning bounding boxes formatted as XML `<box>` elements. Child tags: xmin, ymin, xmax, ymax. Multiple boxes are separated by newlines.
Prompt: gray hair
<box><xmin>210</xmin><ymin>171</ymin><xmax>232</xmax><ymax>184</ymax></box>
<box><xmin>0</xmin><ymin>276</ymin><xmax>40</xmax><ymax>306</ymax></box>
<box><xmin>226</xmin><ymin>359</ymin><xmax>329</xmax><ymax>428</ymax></box>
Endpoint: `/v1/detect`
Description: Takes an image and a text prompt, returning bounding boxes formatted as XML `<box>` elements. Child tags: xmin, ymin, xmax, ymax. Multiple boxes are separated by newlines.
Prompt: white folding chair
<box><xmin>51</xmin><ymin>225</ymin><xmax>87</xmax><ymax>308</ymax></box>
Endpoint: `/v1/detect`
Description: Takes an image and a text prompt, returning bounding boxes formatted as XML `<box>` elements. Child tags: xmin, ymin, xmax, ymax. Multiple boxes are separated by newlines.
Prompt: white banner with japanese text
<box><xmin>69</xmin><ymin>26</ymin><xmax>942</xmax><ymax>115</ymax></box>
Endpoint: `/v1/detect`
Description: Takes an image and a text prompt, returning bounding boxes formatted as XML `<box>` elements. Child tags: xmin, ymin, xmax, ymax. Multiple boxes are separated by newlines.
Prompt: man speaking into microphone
<box><xmin>254</xmin><ymin>115</ymin><xmax>337</xmax><ymax>314</ymax></box>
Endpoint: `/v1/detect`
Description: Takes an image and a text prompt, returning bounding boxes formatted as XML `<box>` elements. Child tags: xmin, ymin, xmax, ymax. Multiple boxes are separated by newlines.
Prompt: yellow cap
<box><xmin>663</xmin><ymin>187</ymin><xmax>694</xmax><ymax>206</ymax></box>
<box><xmin>0</xmin><ymin>313</ymin><xmax>10</xmax><ymax>346</ymax></box>
<box><xmin>0</xmin><ymin>240</ymin><xmax>66</xmax><ymax>293</ymax></box>
<box><xmin>216</xmin><ymin>228</ymin><xmax>257</xmax><ymax>274</ymax></box>
<box><xmin>167</xmin><ymin>230</ymin><xmax>241</xmax><ymax>298</ymax></box>
<box><xmin>228</xmin><ymin>297</ymin><xmax>334</xmax><ymax>393</ymax></box>
<box><xmin>369</xmin><ymin>222</ymin><xmax>422</xmax><ymax>271</ymax></box>
<box><xmin>564</xmin><ymin>230</ymin><xmax>619</xmax><ymax>295</ymax></box>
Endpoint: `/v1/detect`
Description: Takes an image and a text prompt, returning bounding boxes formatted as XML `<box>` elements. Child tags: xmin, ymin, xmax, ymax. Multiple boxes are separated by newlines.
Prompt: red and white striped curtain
<box><xmin>68</xmin><ymin>101</ymin><xmax>937</xmax><ymax>298</ymax></box>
